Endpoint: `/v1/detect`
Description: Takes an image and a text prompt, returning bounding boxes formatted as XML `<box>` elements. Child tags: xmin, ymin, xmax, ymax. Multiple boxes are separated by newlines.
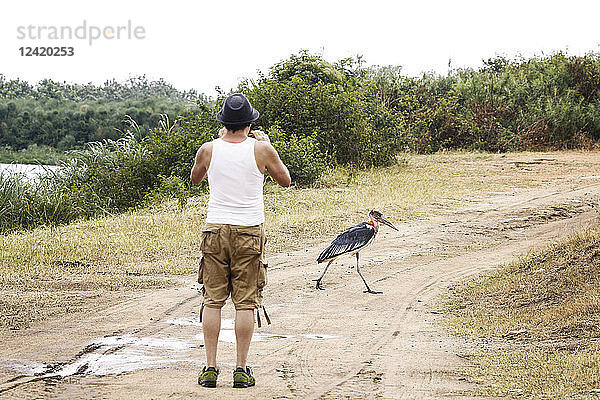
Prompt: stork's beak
<box><xmin>379</xmin><ymin>216</ymin><xmax>399</xmax><ymax>231</ymax></box>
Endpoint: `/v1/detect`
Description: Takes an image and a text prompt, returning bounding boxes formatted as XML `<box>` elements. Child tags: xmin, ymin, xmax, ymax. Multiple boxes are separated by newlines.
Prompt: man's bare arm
<box><xmin>190</xmin><ymin>142</ymin><xmax>212</xmax><ymax>185</ymax></box>
<box><xmin>255</xmin><ymin>141</ymin><xmax>291</xmax><ymax>187</ymax></box>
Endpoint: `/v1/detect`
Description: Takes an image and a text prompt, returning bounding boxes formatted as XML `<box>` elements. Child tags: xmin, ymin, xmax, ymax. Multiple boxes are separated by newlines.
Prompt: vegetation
<box><xmin>368</xmin><ymin>52</ymin><xmax>600</xmax><ymax>153</ymax></box>
<box><xmin>5</xmin><ymin>50</ymin><xmax>600</xmax><ymax>162</ymax></box>
<box><xmin>241</xmin><ymin>53</ymin><xmax>400</xmax><ymax>175</ymax></box>
<box><xmin>2</xmin><ymin>50</ymin><xmax>600</xmax><ymax>234</ymax></box>
<box><xmin>0</xmin><ymin>144</ymin><xmax>67</xmax><ymax>164</ymax></box>
<box><xmin>446</xmin><ymin>224</ymin><xmax>600</xmax><ymax>398</ymax></box>
<box><xmin>0</xmin><ymin>75</ymin><xmax>201</xmax><ymax>152</ymax></box>
<box><xmin>0</xmin><ymin>126</ymin><xmax>205</xmax><ymax>233</ymax></box>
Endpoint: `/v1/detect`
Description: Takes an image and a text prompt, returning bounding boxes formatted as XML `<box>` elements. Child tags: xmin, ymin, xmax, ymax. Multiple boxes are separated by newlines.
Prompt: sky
<box><xmin>1</xmin><ymin>0</ymin><xmax>599</xmax><ymax>97</ymax></box>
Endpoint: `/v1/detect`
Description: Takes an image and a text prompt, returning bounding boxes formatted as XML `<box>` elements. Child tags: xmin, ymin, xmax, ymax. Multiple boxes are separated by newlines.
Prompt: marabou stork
<box><xmin>314</xmin><ymin>210</ymin><xmax>398</xmax><ymax>294</ymax></box>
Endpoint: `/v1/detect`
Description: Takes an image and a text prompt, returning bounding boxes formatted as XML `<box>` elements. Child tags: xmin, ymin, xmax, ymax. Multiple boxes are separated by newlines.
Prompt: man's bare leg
<box><xmin>203</xmin><ymin>306</ymin><xmax>222</xmax><ymax>367</ymax></box>
<box><xmin>235</xmin><ymin>310</ymin><xmax>254</xmax><ymax>368</ymax></box>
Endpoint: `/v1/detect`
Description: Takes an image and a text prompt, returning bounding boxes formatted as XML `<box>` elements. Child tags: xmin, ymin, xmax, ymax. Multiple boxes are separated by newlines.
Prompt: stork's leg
<box><xmin>356</xmin><ymin>252</ymin><xmax>382</xmax><ymax>294</ymax></box>
<box><xmin>313</xmin><ymin>260</ymin><xmax>334</xmax><ymax>290</ymax></box>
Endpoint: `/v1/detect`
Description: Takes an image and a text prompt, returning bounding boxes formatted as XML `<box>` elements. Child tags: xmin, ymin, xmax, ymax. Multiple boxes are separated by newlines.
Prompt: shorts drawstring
<box><xmin>256</xmin><ymin>305</ymin><xmax>271</xmax><ymax>328</ymax></box>
<box><xmin>263</xmin><ymin>305</ymin><xmax>272</xmax><ymax>325</ymax></box>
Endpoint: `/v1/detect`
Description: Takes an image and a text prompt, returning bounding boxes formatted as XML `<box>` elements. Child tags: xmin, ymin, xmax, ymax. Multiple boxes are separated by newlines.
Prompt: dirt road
<box><xmin>1</xmin><ymin>156</ymin><xmax>599</xmax><ymax>399</ymax></box>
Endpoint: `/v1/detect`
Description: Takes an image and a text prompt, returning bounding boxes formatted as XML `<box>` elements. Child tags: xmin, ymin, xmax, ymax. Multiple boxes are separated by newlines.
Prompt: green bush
<box><xmin>145</xmin><ymin>175</ymin><xmax>189</xmax><ymax>210</ymax></box>
<box><xmin>1</xmin><ymin>132</ymin><xmax>167</xmax><ymax>233</ymax></box>
<box><xmin>143</xmin><ymin>106</ymin><xmax>219</xmax><ymax>182</ymax></box>
<box><xmin>241</xmin><ymin>51</ymin><xmax>400</xmax><ymax>169</ymax></box>
<box><xmin>269</xmin><ymin>126</ymin><xmax>326</xmax><ymax>185</ymax></box>
<box><xmin>0</xmin><ymin>169</ymin><xmax>80</xmax><ymax>233</ymax></box>
<box><xmin>58</xmin><ymin>134</ymin><xmax>156</xmax><ymax>213</ymax></box>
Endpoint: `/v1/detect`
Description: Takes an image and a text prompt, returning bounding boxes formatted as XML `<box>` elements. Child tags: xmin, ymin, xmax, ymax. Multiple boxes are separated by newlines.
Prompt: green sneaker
<box><xmin>233</xmin><ymin>366</ymin><xmax>255</xmax><ymax>388</ymax></box>
<box><xmin>198</xmin><ymin>366</ymin><xmax>219</xmax><ymax>388</ymax></box>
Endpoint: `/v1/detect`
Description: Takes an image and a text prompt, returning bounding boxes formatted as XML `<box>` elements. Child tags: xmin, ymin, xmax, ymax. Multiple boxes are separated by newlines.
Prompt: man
<box><xmin>190</xmin><ymin>93</ymin><xmax>291</xmax><ymax>389</ymax></box>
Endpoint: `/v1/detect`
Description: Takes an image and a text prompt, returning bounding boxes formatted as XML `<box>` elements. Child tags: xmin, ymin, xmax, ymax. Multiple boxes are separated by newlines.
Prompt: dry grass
<box><xmin>1</xmin><ymin>150</ymin><xmax>599</xmax><ymax>330</ymax></box>
<box><xmin>467</xmin><ymin>346</ymin><xmax>600</xmax><ymax>399</ymax></box>
<box><xmin>446</xmin><ymin>224</ymin><xmax>600</xmax><ymax>398</ymax></box>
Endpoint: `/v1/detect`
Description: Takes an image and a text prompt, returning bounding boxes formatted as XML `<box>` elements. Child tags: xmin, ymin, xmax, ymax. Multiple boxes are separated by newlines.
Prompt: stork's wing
<box><xmin>317</xmin><ymin>222</ymin><xmax>375</xmax><ymax>263</ymax></box>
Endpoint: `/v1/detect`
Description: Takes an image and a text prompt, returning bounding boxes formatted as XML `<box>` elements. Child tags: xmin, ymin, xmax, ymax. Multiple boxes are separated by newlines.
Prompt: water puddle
<box><xmin>163</xmin><ymin>316</ymin><xmax>201</xmax><ymax>327</ymax></box>
<box><xmin>0</xmin><ymin>335</ymin><xmax>200</xmax><ymax>379</ymax></box>
<box><xmin>1</xmin><ymin>316</ymin><xmax>340</xmax><ymax>381</ymax></box>
<box><xmin>165</xmin><ymin>317</ymin><xmax>339</xmax><ymax>342</ymax></box>
<box><xmin>1</xmin><ymin>359</ymin><xmax>47</xmax><ymax>376</ymax></box>
<box><xmin>299</xmin><ymin>334</ymin><xmax>340</xmax><ymax>340</ymax></box>
<box><xmin>165</xmin><ymin>316</ymin><xmax>234</xmax><ymax>329</ymax></box>
<box><xmin>194</xmin><ymin>331</ymin><xmax>293</xmax><ymax>343</ymax></box>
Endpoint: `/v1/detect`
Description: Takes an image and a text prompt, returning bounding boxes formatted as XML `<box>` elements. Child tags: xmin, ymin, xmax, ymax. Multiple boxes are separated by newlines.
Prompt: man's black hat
<box><xmin>216</xmin><ymin>93</ymin><xmax>260</xmax><ymax>125</ymax></box>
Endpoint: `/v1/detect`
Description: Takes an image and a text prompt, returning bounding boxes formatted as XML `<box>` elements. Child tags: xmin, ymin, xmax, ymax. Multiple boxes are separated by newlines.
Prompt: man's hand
<box><xmin>249</xmin><ymin>130</ymin><xmax>270</xmax><ymax>143</ymax></box>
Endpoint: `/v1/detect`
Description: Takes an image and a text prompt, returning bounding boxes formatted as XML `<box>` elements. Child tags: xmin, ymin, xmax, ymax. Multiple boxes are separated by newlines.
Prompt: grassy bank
<box><xmin>0</xmin><ymin>144</ymin><xmax>67</xmax><ymax>165</ymax></box>
<box><xmin>446</xmin><ymin>224</ymin><xmax>600</xmax><ymax>398</ymax></box>
<box><xmin>1</xmin><ymin>151</ymin><xmax>598</xmax><ymax>331</ymax></box>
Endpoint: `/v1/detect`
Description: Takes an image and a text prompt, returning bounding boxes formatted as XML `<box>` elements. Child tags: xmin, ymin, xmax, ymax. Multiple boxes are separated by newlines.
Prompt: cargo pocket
<box><xmin>201</xmin><ymin>227</ymin><xmax>221</xmax><ymax>254</ymax></box>
<box><xmin>257</xmin><ymin>261</ymin><xmax>267</xmax><ymax>289</ymax></box>
<box><xmin>257</xmin><ymin>225</ymin><xmax>268</xmax><ymax>289</ymax></box>
<box><xmin>235</xmin><ymin>226</ymin><xmax>261</xmax><ymax>256</ymax></box>
<box><xmin>197</xmin><ymin>257</ymin><xmax>205</xmax><ymax>284</ymax></box>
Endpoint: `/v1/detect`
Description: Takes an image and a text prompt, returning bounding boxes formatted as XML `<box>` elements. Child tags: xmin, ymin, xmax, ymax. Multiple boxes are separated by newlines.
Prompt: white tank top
<box><xmin>206</xmin><ymin>137</ymin><xmax>265</xmax><ymax>226</ymax></box>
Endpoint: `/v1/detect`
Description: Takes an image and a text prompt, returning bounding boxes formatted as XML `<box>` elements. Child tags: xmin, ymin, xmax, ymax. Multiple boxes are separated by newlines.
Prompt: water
<box><xmin>166</xmin><ymin>317</ymin><xmax>339</xmax><ymax>343</ymax></box>
<box><xmin>0</xmin><ymin>316</ymin><xmax>340</xmax><ymax>379</ymax></box>
<box><xmin>0</xmin><ymin>335</ymin><xmax>199</xmax><ymax>379</ymax></box>
<box><xmin>0</xmin><ymin>163</ymin><xmax>60</xmax><ymax>182</ymax></box>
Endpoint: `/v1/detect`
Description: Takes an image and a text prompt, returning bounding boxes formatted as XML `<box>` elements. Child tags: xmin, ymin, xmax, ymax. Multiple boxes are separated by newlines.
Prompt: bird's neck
<box><xmin>368</xmin><ymin>218</ymin><xmax>380</xmax><ymax>233</ymax></box>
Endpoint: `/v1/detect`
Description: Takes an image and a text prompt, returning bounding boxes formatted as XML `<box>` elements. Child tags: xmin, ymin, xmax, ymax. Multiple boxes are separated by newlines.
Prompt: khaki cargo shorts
<box><xmin>198</xmin><ymin>223</ymin><xmax>267</xmax><ymax>311</ymax></box>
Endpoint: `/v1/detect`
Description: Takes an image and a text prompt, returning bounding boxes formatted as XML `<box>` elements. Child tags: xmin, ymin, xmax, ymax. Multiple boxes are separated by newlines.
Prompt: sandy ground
<box><xmin>0</xmin><ymin>154</ymin><xmax>599</xmax><ymax>399</ymax></box>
